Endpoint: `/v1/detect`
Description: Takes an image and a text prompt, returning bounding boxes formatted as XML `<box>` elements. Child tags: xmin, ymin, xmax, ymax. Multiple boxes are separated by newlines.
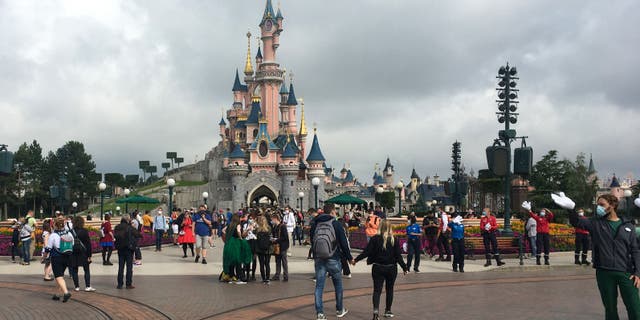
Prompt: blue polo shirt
<box><xmin>406</xmin><ymin>223</ymin><xmax>422</xmax><ymax>240</ymax></box>
<box><xmin>193</xmin><ymin>211</ymin><xmax>212</xmax><ymax>236</ymax></box>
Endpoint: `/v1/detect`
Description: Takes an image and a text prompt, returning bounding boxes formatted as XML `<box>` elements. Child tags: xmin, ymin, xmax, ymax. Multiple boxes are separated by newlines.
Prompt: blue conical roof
<box><xmin>246</xmin><ymin>100</ymin><xmax>262</xmax><ymax>124</ymax></box>
<box><xmin>256</xmin><ymin>46</ymin><xmax>263</xmax><ymax>60</ymax></box>
<box><xmin>306</xmin><ymin>133</ymin><xmax>325</xmax><ymax>162</ymax></box>
<box><xmin>232</xmin><ymin>69</ymin><xmax>244</xmax><ymax>92</ymax></box>
<box><xmin>280</xmin><ymin>82</ymin><xmax>289</xmax><ymax>94</ymax></box>
<box><xmin>276</xmin><ymin>7</ymin><xmax>283</xmax><ymax>19</ymax></box>
<box><xmin>261</xmin><ymin>0</ymin><xmax>276</xmax><ymax>25</ymax></box>
<box><xmin>230</xmin><ymin>143</ymin><xmax>245</xmax><ymax>159</ymax></box>
<box><xmin>219</xmin><ymin>117</ymin><xmax>226</xmax><ymax>126</ymax></box>
<box><xmin>282</xmin><ymin>140</ymin><xmax>297</xmax><ymax>158</ymax></box>
<box><xmin>286</xmin><ymin>83</ymin><xmax>298</xmax><ymax>105</ymax></box>
<box><xmin>610</xmin><ymin>175</ymin><xmax>620</xmax><ymax>188</ymax></box>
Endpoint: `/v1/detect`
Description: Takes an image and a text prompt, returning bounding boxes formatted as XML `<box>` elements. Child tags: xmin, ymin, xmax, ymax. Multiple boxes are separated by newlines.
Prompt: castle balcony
<box><xmin>255</xmin><ymin>69</ymin><xmax>284</xmax><ymax>82</ymax></box>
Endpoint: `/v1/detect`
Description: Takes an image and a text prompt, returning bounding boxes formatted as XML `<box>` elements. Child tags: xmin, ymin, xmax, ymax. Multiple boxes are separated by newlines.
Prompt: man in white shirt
<box><xmin>283</xmin><ymin>207</ymin><xmax>296</xmax><ymax>257</ymax></box>
<box><xmin>436</xmin><ymin>208</ymin><xmax>451</xmax><ymax>262</ymax></box>
<box><xmin>153</xmin><ymin>210</ymin><xmax>167</xmax><ymax>252</ymax></box>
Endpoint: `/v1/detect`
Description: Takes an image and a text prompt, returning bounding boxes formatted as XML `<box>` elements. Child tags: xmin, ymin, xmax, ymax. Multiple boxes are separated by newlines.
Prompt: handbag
<box><xmin>272</xmin><ymin>243</ymin><xmax>281</xmax><ymax>256</ymax></box>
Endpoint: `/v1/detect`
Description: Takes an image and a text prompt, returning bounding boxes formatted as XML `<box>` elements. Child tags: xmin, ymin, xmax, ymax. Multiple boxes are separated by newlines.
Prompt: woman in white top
<box><xmin>44</xmin><ymin>217</ymin><xmax>73</xmax><ymax>302</ymax></box>
<box><xmin>42</xmin><ymin>220</ymin><xmax>53</xmax><ymax>281</ymax></box>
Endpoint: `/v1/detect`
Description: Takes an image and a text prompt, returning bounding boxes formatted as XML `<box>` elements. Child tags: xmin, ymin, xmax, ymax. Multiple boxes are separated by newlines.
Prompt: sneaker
<box><xmin>195</xmin><ymin>256</ymin><xmax>200</xmax><ymax>263</ymax></box>
<box><xmin>337</xmin><ymin>309</ymin><xmax>349</xmax><ymax>318</ymax></box>
<box><xmin>74</xmin><ymin>287</ymin><xmax>80</xmax><ymax>292</ymax></box>
<box><xmin>62</xmin><ymin>293</ymin><xmax>71</xmax><ymax>303</ymax></box>
<box><xmin>52</xmin><ymin>295</ymin><xmax>60</xmax><ymax>301</ymax></box>
<box><xmin>372</xmin><ymin>313</ymin><xmax>380</xmax><ymax>320</ymax></box>
<box><xmin>344</xmin><ymin>274</ymin><xmax>352</xmax><ymax>279</ymax></box>
<box><xmin>126</xmin><ymin>285</ymin><xmax>135</xmax><ymax>289</ymax></box>
<box><xmin>316</xmin><ymin>313</ymin><xmax>327</xmax><ymax>320</ymax></box>
<box><xmin>383</xmin><ymin>310</ymin><xmax>394</xmax><ymax>318</ymax></box>
<box><xmin>202</xmin><ymin>259</ymin><xmax>207</xmax><ymax>264</ymax></box>
<box><xmin>414</xmin><ymin>269</ymin><xmax>420</xmax><ymax>273</ymax></box>
<box><xmin>84</xmin><ymin>287</ymin><xmax>96</xmax><ymax>292</ymax></box>
<box><xmin>234</xmin><ymin>280</ymin><xmax>247</xmax><ymax>284</ymax></box>
<box><xmin>134</xmin><ymin>261</ymin><xmax>142</xmax><ymax>266</ymax></box>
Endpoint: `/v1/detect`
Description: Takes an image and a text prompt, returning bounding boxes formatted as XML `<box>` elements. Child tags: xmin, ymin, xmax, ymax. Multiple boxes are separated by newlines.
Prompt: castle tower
<box><xmin>610</xmin><ymin>174</ymin><xmax>623</xmax><ymax>199</ymax></box>
<box><xmin>247</xmin><ymin>110</ymin><xmax>278</xmax><ymax>173</ymax></box>
<box><xmin>258</xmin><ymin>0</ymin><xmax>284</xmax><ymax>137</ymax></box>
<box><xmin>286</xmin><ymin>83</ymin><xmax>298</xmax><ymax>134</ymax></box>
<box><xmin>410</xmin><ymin>168</ymin><xmax>420</xmax><ymax>192</ymax></box>
<box><xmin>228</xmin><ymin>136</ymin><xmax>249</xmax><ymax>211</ymax></box>
<box><xmin>280</xmin><ymin>135</ymin><xmax>299</xmax><ymax>207</ymax></box>
<box><xmin>245</xmin><ymin>97</ymin><xmax>262</xmax><ymax>144</ymax></box>
<box><xmin>306</xmin><ymin>128</ymin><xmax>326</xmax><ymax>209</ymax></box>
<box><xmin>384</xmin><ymin>157</ymin><xmax>395</xmax><ymax>186</ymax></box>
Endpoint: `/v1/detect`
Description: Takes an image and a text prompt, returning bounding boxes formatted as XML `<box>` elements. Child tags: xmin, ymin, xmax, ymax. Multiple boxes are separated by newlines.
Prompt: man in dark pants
<box><xmin>114</xmin><ymin>214</ymin><xmax>141</xmax><ymax>289</ymax></box>
<box><xmin>435</xmin><ymin>208</ymin><xmax>451</xmax><ymax>262</ymax></box>
<box><xmin>574</xmin><ymin>208</ymin><xmax>590</xmax><ymax>265</ymax></box>
<box><xmin>422</xmin><ymin>213</ymin><xmax>438</xmax><ymax>258</ymax></box>
<box><xmin>406</xmin><ymin>215</ymin><xmax>422</xmax><ymax>272</ymax></box>
<box><xmin>450</xmin><ymin>214</ymin><xmax>465</xmax><ymax>272</ymax></box>
<box><xmin>480</xmin><ymin>208</ymin><xmax>505</xmax><ymax>267</ymax></box>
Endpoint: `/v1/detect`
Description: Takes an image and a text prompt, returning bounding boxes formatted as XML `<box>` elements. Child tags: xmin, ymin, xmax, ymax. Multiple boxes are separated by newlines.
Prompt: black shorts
<box><xmin>51</xmin><ymin>255</ymin><xmax>69</xmax><ymax>278</ymax></box>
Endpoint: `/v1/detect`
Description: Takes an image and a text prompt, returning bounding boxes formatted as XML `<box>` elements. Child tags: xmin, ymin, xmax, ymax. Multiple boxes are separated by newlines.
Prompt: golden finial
<box><xmin>244</xmin><ymin>31</ymin><xmax>254</xmax><ymax>75</ymax></box>
<box><xmin>298</xmin><ymin>98</ymin><xmax>308</xmax><ymax>136</ymax></box>
<box><xmin>313</xmin><ymin>122</ymin><xmax>317</xmax><ymax>134</ymax></box>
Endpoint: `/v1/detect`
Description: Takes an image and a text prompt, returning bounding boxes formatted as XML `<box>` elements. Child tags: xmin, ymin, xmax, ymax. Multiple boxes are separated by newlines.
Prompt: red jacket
<box><xmin>480</xmin><ymin>215</ymin><xmax>498</xmax><ymax>233</ymax></box>
<box><xmin>529</xmin><ymin>210</ymin><xmax>554</xmax><ymax>234</ymax></box>
<box><xmin>575</xmin><ymin>216</ymin><xmax>589</xmax><ymax>235</ymax></box>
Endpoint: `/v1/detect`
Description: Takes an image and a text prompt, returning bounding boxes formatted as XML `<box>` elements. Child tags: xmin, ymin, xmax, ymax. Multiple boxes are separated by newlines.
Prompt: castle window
<box><xmin>233</xmin><ymin>185</ymin><xmax>237</xmax><ymax>191</ymax></box>
<box><xmin>253</xmin><ymin>129</ymin><xmax>258</xmax><ymax>138</ymax></box>
<box><xmin>291</xmin><ymin>181</ymin><xmax>294</xmax><ymax>186</ymax></box>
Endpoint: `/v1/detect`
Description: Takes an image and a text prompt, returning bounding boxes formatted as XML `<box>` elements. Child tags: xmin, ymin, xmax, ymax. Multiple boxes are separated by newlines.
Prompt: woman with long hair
<box><xmin>178</xmin><ymin>210</ymin><xmax>195</xmax><ymax>258</ymax></box>
<box><xmin>42</xmin><ymin>220</ymin><xmax>53</xmax><ymax>281</ymax></box>
<box><xmin>222</xmin><ymin>213</ymin><xmax>252</xmax><ymax>284</ymax></box>
<box><xmin>353</xmin><ymin>219</ymin><xmax>408</xmax><ymax>320</ymax></box>
<box><xmin>70</xmin><ymin>216</ymin><xmax>95</xmax><ymax>292</ymax></box>
<box><xmin>43</xmin><ymin>217</ymin><xmax>73</xmax><ymax>302</ymax></box>
<box><xmin>254</xmin><ymin>215</ymin><xmax>272</xmax><ymax>284</ymax></box>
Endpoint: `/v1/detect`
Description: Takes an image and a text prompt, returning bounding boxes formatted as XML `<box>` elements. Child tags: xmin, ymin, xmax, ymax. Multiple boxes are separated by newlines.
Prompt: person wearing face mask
<box><xmin>522</xmin><ymin>201</ymin><xmax>554</xmax><ymax>265</ymax></box>
<box><xmin>574</xmin><ymin>208</ymin><xmax>590</xmax><ymax>266</ymax></box>
<box><xmin>435</xmin><ymin>208</ymin><xmax>451</xmax><ymax>262</ymax></box>
<box><xmin>480</xmin><ymin>208</ymin><xmax>505</xmax><ymax>267</ymax></box>
<box><xmin>553</xmin><ymin>192</ymin><xmax>640</xmax><ymax>320</ymax></box>
<box><xmin>450</xmin><ymin>214</ymin><xmax>465</xmax><ymax>272</ymax></box>
<box><xmin>405</xmin><ymin>215</ymin><xmax>422</xmax><ymax>273</ymax></box>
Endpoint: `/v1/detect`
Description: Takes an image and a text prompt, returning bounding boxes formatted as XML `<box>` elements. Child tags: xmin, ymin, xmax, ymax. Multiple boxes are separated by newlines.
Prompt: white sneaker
<box><xmin>316</xmin><ymin>313</ymin><xmax>327</xmax><ymax>320</ymax></box>
<box><xmin>74</xmin><ymin>287</ymin><xmax>80</xmax><ymax>292</ymax></box>
<box><xmin>84</xmin><ymin>287</ymin><xmax>96</xmax><ymax>292</ymax></box>
<box><xmin>234</xmin><ymin>280</ymin><xmax>247</xmax><ymax>285</ymax></box>
<box><xmin>344</xmin><ymin>274</ymin><xmax>352</xmax><ymax>279</ymax></box>
<box><xmin>337</xmin><ymin>309</ymin><xmax>349</xmax><ymax>318</ymax></box>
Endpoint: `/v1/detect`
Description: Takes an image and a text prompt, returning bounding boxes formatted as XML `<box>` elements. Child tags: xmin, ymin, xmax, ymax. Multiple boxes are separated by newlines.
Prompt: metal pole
<box><xmin>125</xmin><ymin>194</ymin><xmax>129</xmax><ymax>215</ymax></box>
<box><xmin>100</xmin><ymin>191</ymin><xmax>104</xmax><ymax>221</ymax></box>
<box><xmin>204</xmin><ymin>197</ymin><xmax>207</xmax><ymax>205</ymax></box>
<box><xmin>398</xmin><ymin>189</ymin><xmax>402</xmax><ymax>216</ymax></box>
<box><xmin>169</xmin><ymin>186</ymin><xmax>174</xmax><ymax>215</ymax></box>
<box><xmin>314</xmin><ymin>186</ymin><xmax>318</xmax><ymax>210</ymax></box>
<box><xmin>502</xmin><ymin>67</ymin><xmax>513</xmax><ymax>236</ymax></box>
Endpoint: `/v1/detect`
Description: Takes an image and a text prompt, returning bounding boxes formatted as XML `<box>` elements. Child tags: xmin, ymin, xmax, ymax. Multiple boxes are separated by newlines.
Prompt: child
<box><xmin>10</xmin><ymin>220</ymin><xmax>20</xmax><ymax>263</ymax></box>
<box><xmin>451</xmin><ymin>214</ymin><xmax>465</xmax><ymax>273</ymax></box>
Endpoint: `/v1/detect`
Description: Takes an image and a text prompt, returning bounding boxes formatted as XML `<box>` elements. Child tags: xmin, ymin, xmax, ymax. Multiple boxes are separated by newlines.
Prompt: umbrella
<box><xmin>116</xmin><ymin>195</ymin><xmax>160</xmax><ymax>204</ymax></box>
<box><xmin>325</xmin><ymin>193</ymin><xmax>367</xmax><ymax>205</ymax></box>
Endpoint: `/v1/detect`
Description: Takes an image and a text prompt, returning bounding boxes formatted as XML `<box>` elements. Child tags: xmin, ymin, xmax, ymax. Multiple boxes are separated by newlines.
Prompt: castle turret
<box><xmin>219</xmin><ymin>117</ymin><xmax>227</xmax><ymax>141</ymax></box>
<box><xmin>383</xmin><ymin>157</ymin><xmax>394</xmax><ymax>186</ymax></box>
<box><xmin>279</xmin><ymin>134</ymin><xmax>299</xmax><ymax>207</ymax></box>
<box><xmin>286</xmin><ymin>83</ymin><xmax>298</xmax><ymax>134</ymax></box>
<box><xmin>410</xmin><ymin>168</ymin><xmax>420</xmax><ymax>192</ymax></box>
<box><xmin>226</xmin><ymin>136</ymin><xmax>249</xmax><ymax>211</ymax></box>
<box><xmin>245</xmin><ymin>97</ymin><xmax>262</xmax><ymax>144</ymax></box>
<box><xmin>306</xmin><ymin>128</ymin><xmax>326</xmax><ymax>209</ymax></box>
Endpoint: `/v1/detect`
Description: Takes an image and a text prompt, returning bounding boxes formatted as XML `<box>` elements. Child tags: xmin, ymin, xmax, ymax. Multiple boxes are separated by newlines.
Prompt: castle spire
<box><xmin>299</xmin><ymin>98</ymin><xmax>308</xmax><ymax>136</ymax></box>
<box><xmin>306</xmin><ymin>127</ymin><xmax>325</xmax><ymax>162</ymax></box>
<box><xmin>244</xmin><ymin>31</ymin><xmax>254</xmax><ymax>75</ymax></box>
<box><xmin>261</xmin><ymin>0</ymin><xmax>276</xmax><ymax>25</ymax></box>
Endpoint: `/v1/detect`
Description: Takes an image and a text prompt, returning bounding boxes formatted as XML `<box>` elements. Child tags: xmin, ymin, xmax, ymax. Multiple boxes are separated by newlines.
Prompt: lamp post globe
<box><xmin>167</xmin><ymin>178</ymin><xmax>176</xmax><ymax>215</ymax></box>
<box><xmin>202</xmin><ymin>191</ymin><xmax>209</xmax><ymax>205</ymax></box>
<box><xmin>624</xmin><ymin>189</ymin><xmax>633</xmax><ymax>213</ymax></box>
<box><xmin>116</xmin><ymin>206</ymin><xmax>121</xmax><ymax>215</ymax></box>
<box><xmin>124</xmin><ymin>188</ymin><xmax>131</xmax><ymax>214</ymax></box>
<box><xmin>396</xmin><ymin>181</ymin><xmax>404</xmax><ymax>216</ymax></box>
<box><xmin>98</xmin><ymin>182</ymin><xmax>107</xmax><ymax>221</ymax></box>
<box><xmin>298</xmin><ymin>191</ymin><xmax>305</xmax><ymax>211</ymax></box>
<box><xmin>72</xmin><ymin>201</ymin><xmax>78</xmax><ymax>216</ymax></box>
<box><xmin>312</xmin><ymin>177</ymin><xmax>321</xmax><ymax>210</ymax></box>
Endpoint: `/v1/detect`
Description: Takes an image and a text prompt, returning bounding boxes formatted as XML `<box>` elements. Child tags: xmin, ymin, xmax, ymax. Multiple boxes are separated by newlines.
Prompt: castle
<box><xmin>175</xmin><ymin>0</ymin><xmax>329</xmax><ymax>212</ymax></box>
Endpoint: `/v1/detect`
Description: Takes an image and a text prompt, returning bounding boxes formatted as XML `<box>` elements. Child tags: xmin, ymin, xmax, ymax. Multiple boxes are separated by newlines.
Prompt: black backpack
<box><xmin>257</xmin><ymin>231</ymin><xmax>271</xmax><ymax>252</ymax></box>
<box><xmin>69</xmin><ymin>225</ymin><xmax>87</xmax><ymax>254</ymax></box>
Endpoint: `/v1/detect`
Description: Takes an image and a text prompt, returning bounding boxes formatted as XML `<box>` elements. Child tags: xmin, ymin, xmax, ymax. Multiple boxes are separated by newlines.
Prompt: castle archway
<box><xmin>248</xmin><ymin>184</ymin><xmax>278</xmax><ymax>207</ymax></box>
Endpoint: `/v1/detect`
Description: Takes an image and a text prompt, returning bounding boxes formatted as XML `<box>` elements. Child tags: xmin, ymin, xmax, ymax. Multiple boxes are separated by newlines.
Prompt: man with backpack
<box><xmin>114</xmin><ymin>214</ymin><xmax>141</xmax><ymax>289</ymax></box>
<box><xmin>311</xmin><ymin>203</ymin><xmax>352</xmax><ymax>320</ymax></box>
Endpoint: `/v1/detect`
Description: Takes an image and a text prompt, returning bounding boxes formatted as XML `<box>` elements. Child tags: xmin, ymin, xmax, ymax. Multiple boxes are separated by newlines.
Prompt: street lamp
<box><xmin>624</xmin><ymin>189</ymin><xmax>633</xmax><ymax>215</ymax></box>
<box><xmin>376</xmin><ymin>186</ymin><xmax>384</xmax><ymax>208</ymax></box>
<box><xmin>396</xmin><ymin>181</ymin><xmax>404</xmax><ymax>216</ymax></box>
<box><xmin>72</xmin><ymin>202</ymin><xmax>78</xmax><ymax>217</ymax></box>
<box><xmin>167</xmin><ymin>178</ymin><xmax>176</xmax><ymax>215</ymax></box>
<box><xmin>98</xmin><ymin>182</ymin><xmax>106</xmax><ymax>220</ymax></box>
<box><xmin>124</xmin><ymin>188</ymin><xmax>130</xmax><ymax>214</ymax></box>
<box><xmin>116</xmin><ymin>206</ymin><xmax>121</xmax><ymax>215</ymax></box>
<box><xmin>298</xmin><ymin>191</ymin><xmax>305</xmax><ymax>211</ymax></box>
<box><xmin>312</xmin><ymin>177</ymin><xmax>321</xmax><ymax>210</ymax></box>
<box><xmin>202</xmin><ymin>191</ymin><xmax>209</xmax><ymax>205</ymax></box>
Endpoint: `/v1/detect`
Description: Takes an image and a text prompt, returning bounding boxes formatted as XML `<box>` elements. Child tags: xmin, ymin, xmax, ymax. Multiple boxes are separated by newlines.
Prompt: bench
<box><xmin>464</xmin><ymin>236</ymin><xmax>520</xmax><ymax>259</ymax></box>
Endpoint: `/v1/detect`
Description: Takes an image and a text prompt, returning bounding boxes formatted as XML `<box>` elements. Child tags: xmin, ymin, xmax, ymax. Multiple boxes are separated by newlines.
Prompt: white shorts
<box><xmin>172</xmin><ymin>225</ymin><xmax>179</xmax><ymax>234</ymax></box>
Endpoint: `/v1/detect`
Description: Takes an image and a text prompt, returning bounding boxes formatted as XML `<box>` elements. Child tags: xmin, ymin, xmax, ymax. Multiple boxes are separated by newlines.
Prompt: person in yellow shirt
<box><xmin>142</xmin><ymin>211</ymin><xmax>153</xmax><ymax>231</ymax></box>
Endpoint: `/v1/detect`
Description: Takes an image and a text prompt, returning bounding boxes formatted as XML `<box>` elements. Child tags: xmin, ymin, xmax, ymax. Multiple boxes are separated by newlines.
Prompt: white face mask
<box><xmin>578</xmin><ymin>211</ymin><xmax>584</xmax><ymax>217</ymax></box>
<box><xmin>539</xmin><ymin>211</ymin><xmax>546</xmax><ymax>217</ymax></box>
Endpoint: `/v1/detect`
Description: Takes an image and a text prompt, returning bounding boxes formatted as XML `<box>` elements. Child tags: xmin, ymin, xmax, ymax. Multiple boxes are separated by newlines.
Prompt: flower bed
<box><xmin>0</xmin><ymin>227</ymin><xmax>173</xmax><ymax>256</ymax></box>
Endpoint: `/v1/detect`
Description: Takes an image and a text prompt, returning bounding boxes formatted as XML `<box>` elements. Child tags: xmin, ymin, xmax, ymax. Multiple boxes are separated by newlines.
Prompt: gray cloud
<box><xmin>0</xmin><ymin>0</ymin><xmax>637</xmax><ymax>187</ymax></box>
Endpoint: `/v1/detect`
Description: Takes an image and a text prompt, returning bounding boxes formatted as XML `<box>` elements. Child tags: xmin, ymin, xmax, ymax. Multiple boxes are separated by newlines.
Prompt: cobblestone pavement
<box><xmin>0</xmin><ymin>245</ymin><xmax>620</xmax><ymax>319</ymax></box>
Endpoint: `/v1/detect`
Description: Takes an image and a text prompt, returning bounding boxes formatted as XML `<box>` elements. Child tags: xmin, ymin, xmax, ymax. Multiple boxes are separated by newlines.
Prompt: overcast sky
<box><xmin>1</xmin><ymin>0</ymin><xmax>638</xmax><ymax>186</ymax></box>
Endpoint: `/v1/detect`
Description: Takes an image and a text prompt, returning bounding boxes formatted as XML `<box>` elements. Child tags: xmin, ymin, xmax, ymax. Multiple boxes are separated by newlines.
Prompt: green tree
<box><xmin>12</xmin><ymin>140</ymin><xmax>46</xmax><ymax>214</ymax></box>
<box><xmin>53</xmin><ymin>141</ymin><xmax>99</xmax><ymax>210</ymax></box>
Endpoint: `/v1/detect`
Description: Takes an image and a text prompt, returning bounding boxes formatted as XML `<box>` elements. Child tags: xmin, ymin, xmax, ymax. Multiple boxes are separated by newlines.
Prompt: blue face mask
<box><xmin>596</xmin><ymin>205</ymin><xmax>607</xmax><ymax>217</ymax></box>
<box><xmin>482</xmin><ymin>212</ymin><xmax>487</xmax><ymax>216</ymax></box>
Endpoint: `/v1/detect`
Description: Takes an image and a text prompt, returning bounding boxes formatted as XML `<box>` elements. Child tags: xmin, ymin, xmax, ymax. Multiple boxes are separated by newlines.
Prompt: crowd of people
<box><xmin>7</xmin><ymin>192</ymin><xmax>640</xmax><ymax>320</ymax></box>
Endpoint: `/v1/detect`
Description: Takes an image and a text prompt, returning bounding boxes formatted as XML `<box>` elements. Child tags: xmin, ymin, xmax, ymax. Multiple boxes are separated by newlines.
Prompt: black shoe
<box><xmin>484</xmin><ymin>260</ymin><xmax>492</xmax><ymax>267</ymax></box>
<box><xmin>62</xmin><ymin>293</ymin><xmax>71</xmax><ymax>303</ymax></box>
<box><xmin>202</xmin><ymin>259</ymin><xmax>207</xmax><ymax>265</ymax></box>
<box><xmin>182</xmin><ymin>255</ymin><xmax>187</xmax><ymax>258</ymax></box>
<box><xmin>460</xmin><ymin>268</ymin><xmax>465</xmax><ymax>273</ymax></box>
<box><xmin>271</xmin><ymin>276</ymin><xmax>279</xmax><ymax>281</ymax></box>
<box><xmin>195</xmin><ymin>256</ymin><xmax>200</xmax><ymax>263</ymax></box>
<box><xmin>372</xmin><ymin>313</ymin><xmax>380</xmax><ymax>320</ymax></box>
<box><xmin>283</xmin><ymin>277</ymin><xmax>288</xmax><ymax>282</ymax></box>
<box><xmin>453</xmin><ymin>267</ymin><xmax>458</xmax><ymax>272</ymax></box>
<box><xmin>52</xmin><ymin>295</ymin><xmax>60</xmax><ymax>301</ymax></box>
<box><xmin>105</xmin><ymin>261</ymin><xmax>113</xmax><ymax>266</ymax></box>
<box><xmin>117</xmin><ymin>285</ymin><xmax>123</xmax><ymax>289</ymax></box>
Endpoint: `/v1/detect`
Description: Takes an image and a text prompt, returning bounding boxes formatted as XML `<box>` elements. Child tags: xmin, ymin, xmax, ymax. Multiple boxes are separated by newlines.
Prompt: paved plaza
<box><xmin>0</xmin><ymin>244</ymin><xmax>622</xmax><ymax>319</ymax></box>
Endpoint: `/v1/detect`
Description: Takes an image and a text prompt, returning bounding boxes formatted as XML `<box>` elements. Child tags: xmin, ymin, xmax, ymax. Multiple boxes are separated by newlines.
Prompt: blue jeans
<box><xmin>314</xmin><ymin>258</ymin><xmax>344</xmax><ymax>314</ymax></box>
<box><xmin>21</xmin><ymin>239</ymin><xmax>31</xmax><ymax>263</ymax></box>
<box><xmin>529</xmin><ymin>236</ymin><xmax>537</xmax><ymax>256</ymax></box>
<box><xmin>154</xmin><ymin>230</ymin><xmax>164</xmax><ymax>251</ymax></box>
